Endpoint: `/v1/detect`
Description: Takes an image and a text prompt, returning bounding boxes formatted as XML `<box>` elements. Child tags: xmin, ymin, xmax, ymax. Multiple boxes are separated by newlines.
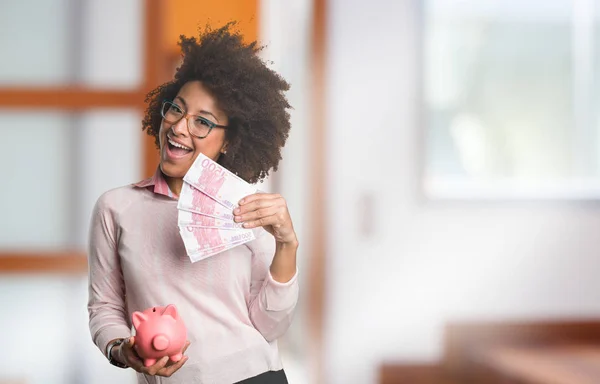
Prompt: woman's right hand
<box><xmin>116</xmin><ymin>336</ymin><xmax>190</xmax><ymax>377</ymax></box>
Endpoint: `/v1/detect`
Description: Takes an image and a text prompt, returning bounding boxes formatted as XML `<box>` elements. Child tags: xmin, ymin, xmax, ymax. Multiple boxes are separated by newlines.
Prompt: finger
<box><xmin>159</xmin><ymin>355</ymin><xmax>189</xmax><ymax>377</ymax></box>
<box><xmin>234</xmin><ymin>205</ymin><xmax>280</xmax><ymax>223</ymax></box>
<box><xmin>238</xmin><ymin>193</ymin><xmax>282</xmax><ymax>206</ymax></box>
<box><xmin>123</xmin><ymin>337</ymin><xmax>141</xmax><ymax>359</ymax></box>
<box><xmin>242</xmin><ymin>215</ymin><xmax>280</xmax><ymax>229</ymax></box>
<box><xmin>182</xmin><ymin>340</ymin><xmax>191</xmax><ymax>354</ymax></box>
<box><xmin>126</xmin><ymin>357</ymin><xmax>146</xmax><ymax>373</ymax></box>
<box><xmin>121</xmin><ymin>337</ymin><xmax>145</xmax><ymax>371</ymax></box>
<box><xmin>144</xmin><ymin>356</ymin><xmax>170</xmax><ymax>376</ymax></box>
<box><xmin>234</xmin><ymin>197</ymin><xmax>280</xmax><ymax>216</ymax></box>
<box><xmin>125</xmin><ymin>336</ymin><xmax>135</xmax><ymax>348</ymax></box>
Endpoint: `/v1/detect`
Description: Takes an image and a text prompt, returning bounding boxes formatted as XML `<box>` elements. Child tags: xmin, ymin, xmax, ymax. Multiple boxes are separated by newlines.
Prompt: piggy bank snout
<box><xmin>152</xmin><ymin>334</ymin><xmax>170</xmax><ymax>351</ymax></box>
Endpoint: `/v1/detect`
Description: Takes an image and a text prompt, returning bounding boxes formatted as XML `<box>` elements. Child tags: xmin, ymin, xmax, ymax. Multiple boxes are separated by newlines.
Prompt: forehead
<box><xmin>176</xmin><ymin>81</ymin><xmax>217</xmax><ymax>107</ymax></box>
<box><xmin>174</xmin><ymin>81</ymin><xmax>228</xmax><ymax>123</ymax></box>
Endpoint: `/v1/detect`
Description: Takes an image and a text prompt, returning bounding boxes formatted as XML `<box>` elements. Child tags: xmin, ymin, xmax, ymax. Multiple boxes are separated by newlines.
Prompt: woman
<box><xmin>87</xmin><ymin>23</ymin><xmax>299</xmax><ymax>384</ymax></box>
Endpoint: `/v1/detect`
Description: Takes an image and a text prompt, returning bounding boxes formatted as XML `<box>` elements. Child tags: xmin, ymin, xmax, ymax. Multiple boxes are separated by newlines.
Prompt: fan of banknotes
<box><xmin>177</xmin><ymin>152</ymin><xmax>258</xmax><ymax>262</ymax></box>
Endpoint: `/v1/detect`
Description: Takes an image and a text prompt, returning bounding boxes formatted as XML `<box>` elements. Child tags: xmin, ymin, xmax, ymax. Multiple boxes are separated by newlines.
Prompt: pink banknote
<box><xmin>177</xmin><ymin>182</ymin><xmax>235</xmax><ymax>221</ymax></box>
<box><xmin>178</xmin><ymin>210</ymin><xmax>243</xmax><ymax>229</ymax></box>
<box><xmin>185</xmin><ymin>240</ymin><xmax>248</xmax><ymax>263</ymax></box>
<box><xmin>178</xmin><ymin>225</ymin><xmax>255</xmax><ymax>262</ymax></box>
<box><xmin>183</xmin><ymin>152</ymin><xmax>257</xmax><ymax>210</ymax></box>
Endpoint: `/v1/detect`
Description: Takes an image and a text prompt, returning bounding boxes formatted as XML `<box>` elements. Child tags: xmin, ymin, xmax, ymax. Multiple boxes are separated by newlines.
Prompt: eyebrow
<box><xmin>175</xmin><ymin>96</ymin><xmax>220</xmax><ymax>122</ymax></box>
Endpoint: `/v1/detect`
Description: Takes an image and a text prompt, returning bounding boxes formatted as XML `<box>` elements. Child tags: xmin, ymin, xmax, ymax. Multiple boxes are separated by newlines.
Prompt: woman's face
<box><xmin>159</xmin><ymin>80</ymin><xmax>229</xmax><ymax>180</ymax></box>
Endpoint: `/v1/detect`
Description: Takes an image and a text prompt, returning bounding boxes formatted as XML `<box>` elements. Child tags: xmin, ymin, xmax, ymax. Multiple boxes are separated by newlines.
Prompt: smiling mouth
<box><xmin>166</xmin><ymin>137</ymin><xmax>193</xmax><ymax>157</ymax></box>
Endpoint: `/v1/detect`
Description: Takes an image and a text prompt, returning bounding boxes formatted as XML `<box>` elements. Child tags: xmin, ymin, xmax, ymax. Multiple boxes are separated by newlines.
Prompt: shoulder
<box><xmin>93</xmin><ymin>183</ymin><xmax>144</xmax><ymax>216</ymax></box>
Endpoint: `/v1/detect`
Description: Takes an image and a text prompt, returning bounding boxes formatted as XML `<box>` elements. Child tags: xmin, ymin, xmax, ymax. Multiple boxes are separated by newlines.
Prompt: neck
<box><xmin>164</xmin><ymin>175</ymin><xmax>183</xmax><ymax>196</ymax></box>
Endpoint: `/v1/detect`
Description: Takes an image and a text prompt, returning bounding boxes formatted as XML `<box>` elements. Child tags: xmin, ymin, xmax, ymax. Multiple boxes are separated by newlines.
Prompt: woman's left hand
<box><xmin>234</xmin><ymin>193</ymin><xmax>298</xmax><ymax>246</ymax></box>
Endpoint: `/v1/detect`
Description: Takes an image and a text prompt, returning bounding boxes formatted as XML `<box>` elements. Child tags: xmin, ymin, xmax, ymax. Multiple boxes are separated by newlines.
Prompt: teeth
<box><xmin>168</xmin><ymin>138</ymin><xmax>192</xmax><ymax>151</ymax></box>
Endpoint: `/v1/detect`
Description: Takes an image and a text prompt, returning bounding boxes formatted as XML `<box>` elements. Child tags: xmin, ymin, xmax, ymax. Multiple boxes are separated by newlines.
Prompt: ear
<box><xmin>162</xmin><ymin>304</ymin><xmax>179</xmax><ymax>320</ymax></box>
<box><xmin>220</xmin><ymin>142</ymin><xmax>228</xmax><ymax>155</ymax></box>
<box><xmin>132</xmin><ymin>311</ymin><xmax>148</xmax><ymax>329</ymax></box>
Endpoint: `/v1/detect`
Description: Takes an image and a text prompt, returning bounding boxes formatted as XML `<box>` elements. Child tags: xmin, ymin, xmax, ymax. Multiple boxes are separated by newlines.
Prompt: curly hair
<box><xmin>142</xmin><ymin>22</ymin><xmax>292</xmax><ymax>184</ymax></box>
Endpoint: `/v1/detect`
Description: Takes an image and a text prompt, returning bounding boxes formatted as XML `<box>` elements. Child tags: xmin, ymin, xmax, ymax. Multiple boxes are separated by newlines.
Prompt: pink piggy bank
<box><xmin>132</xmin><ymin>304</ymin><xmax>187</xmax><ymax>367</ymax></box>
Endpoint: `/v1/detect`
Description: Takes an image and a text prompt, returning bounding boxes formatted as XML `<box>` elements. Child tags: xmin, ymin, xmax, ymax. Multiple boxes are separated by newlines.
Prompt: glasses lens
<box><xmin>189</xmin><ymin>116</ymin><xmax>213</xmax><ymax>138</ymax></box>
<box><xmin>162</xmin><ymin>101</ymin><xmax>184</xmax><ymax>123</ymax></box>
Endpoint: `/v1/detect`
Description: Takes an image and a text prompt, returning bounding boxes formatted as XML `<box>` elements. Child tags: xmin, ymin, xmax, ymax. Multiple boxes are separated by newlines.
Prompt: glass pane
<box><xmin>0</xmin><ymin>0</ymin><xmax>143</xmax><ymax>88</ymax></box>
<box><xmin>0</xmin><ymin>111</ymin><xmax>72</xmax><ymax>249</ymax></box>
<box><xmin>0</xmin><ymin>0</ymin><xmax>71</xmax><ymax>85</ymax></box>
<box><xmin>0</xmin><ymin>109</ymin><xmax>142</xmax><ymax>250</ymax></box>
<box><xmin>75</xmin><ymin>110</ymin><xmax>142</xmax><ymax>248</ymax></box>
<box><xmin>80</xmin><ymin>0</ymin><xmax>143</xmax><ymax>89</ymax></box>
<box><xmin>0</xmin><ymin>276</ymin><xmax>136</xmax><ymax>384</ymax></box>
<box><xmin>422</xmin><ymin>0</ymin><xmax>600</xmax><ymax>198</ymax></box>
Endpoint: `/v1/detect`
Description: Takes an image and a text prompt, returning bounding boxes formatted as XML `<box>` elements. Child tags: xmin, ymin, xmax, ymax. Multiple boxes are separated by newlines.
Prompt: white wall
<box><xmin>323</xmin><ymin>0</ymin><xmax>600</xmax><ymax>383</ymax></box>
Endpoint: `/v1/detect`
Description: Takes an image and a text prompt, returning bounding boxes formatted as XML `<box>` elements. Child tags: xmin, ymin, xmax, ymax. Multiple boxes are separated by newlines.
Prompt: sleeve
<box><xmin>246</xmin><ymin>228</ymin><xmax>300</xmax><ymax>342</ymax></box>
<box><xmin>87</xmin><ymin>193</ymin><xmax>131</xmax><ymax>357</ymax></box>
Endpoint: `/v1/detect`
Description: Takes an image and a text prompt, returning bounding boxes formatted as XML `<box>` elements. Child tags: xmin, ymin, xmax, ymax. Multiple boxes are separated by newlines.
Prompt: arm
<box><xmin>87</xmin><ymin>193</ymin><xmax>131</xmax><ymax>358</ymax></box>
<box><xmin>246</xmin><ymin>228</ymin><xmax>300</xmax><ymax>342</ymax></box>
<box><xmin>87</xmin><ymin>193</ymin><xmax>192</xmax><ymax>377</ymax></box>
<box><xmin>235</xmin><ymin>193</ymin><xmax>300</xmax><ymax>342</ymax></box>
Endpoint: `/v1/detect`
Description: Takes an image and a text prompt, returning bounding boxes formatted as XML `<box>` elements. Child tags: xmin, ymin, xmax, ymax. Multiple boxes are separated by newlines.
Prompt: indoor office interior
<box><xmin>2</xmin><ymin>1</ymin><xmax>600</xmax><ymax>384</ymax></box>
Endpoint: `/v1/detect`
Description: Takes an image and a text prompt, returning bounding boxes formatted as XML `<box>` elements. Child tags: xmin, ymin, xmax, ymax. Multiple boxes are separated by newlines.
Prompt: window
<box><xmin>423</xmin><ymin>0</ymin><xmax>600</xmax><ymax>199</ymax></box>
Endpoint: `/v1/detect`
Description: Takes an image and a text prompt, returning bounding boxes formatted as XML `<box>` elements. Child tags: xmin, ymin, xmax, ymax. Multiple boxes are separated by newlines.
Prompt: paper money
<box><xmin>178</xmin><ymin>210</ymin><xmax>243</xmax><ymax>229</ymax></box>
<box><xmin>177</xmin><ymin>152</ymin><xmax>260</xmax><ymax>261</ymax></box>
<box><xmin>177</xmin><ymin>182</ymin><xmax>236</xmax><ymax>221</ymax></box>
<box><xmin>179</xmin><ymin>225</ymin><xmax>255</xmax><ymax>260</ymax></box>
<box><xmin>183</xmin><ymin>152</ymin><xmax>257</xmax><ymax>210</ymax></box>
<box><xmin>186</xmin><ymin>240</ymin><xmax>249</xmax><ymax>263</ymax></box>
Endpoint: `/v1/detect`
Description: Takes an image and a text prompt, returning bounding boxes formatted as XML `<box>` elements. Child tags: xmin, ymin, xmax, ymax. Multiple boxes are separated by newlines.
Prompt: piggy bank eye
<box><xmin>152</xmin><ymin>308</ymin><xmax>156</xmax><ymax>312</ymax></box>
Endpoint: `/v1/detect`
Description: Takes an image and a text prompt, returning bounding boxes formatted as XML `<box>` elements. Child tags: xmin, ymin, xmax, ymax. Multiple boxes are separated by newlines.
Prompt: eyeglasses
<box><xmin>160</xmin><ymin>100</ymin><xmax>228</xmax><ymax>139</ymax></box>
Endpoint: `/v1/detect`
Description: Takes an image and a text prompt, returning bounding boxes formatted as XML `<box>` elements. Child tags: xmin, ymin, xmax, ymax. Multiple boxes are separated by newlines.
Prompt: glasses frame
<box><xmin>160</xmin><ymin>100</ymin><xmax>228</xmax><ymax>139</ymax></box>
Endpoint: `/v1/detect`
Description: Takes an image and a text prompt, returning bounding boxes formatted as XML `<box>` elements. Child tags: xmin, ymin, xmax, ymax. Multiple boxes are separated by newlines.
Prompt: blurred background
<box><xmin>3</xmin><ymin>0</ymin><xmax>600</xmax><ymax>384</ymax></box>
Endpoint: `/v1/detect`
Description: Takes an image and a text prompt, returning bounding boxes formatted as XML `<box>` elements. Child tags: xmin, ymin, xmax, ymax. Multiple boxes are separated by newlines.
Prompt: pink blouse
<box><xmin>87</xmin><ymin>168</ymin><xmax>299</xmax><ymax>384</ymax></box>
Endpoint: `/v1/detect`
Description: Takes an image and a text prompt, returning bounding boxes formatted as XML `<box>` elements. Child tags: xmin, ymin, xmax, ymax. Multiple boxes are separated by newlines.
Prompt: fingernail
<box><xmin>234</xmin><ymin>208</ymin><xmax>240</xmax><ymax>214</ymax></box>
<box><xmin>243</xmin><ymin>222</ymin><xmax>249</xmax><ymax>228</ymax></box>
<box><xmin>234</xmin><ymin>216</ymin><xmax>241</xmax><ymax>222</ymax></box>
<box><xmin>239</xmin><ymin>199</ymin><xmax>245</xmax><ymax>204</ymax></box>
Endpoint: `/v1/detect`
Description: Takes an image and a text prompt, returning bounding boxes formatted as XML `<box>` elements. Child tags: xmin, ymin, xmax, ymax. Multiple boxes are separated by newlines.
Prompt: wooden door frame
<box><xmin>308</xmin><ymin>0</ymin><xmax>327</xmax><ymax>382</ymax></box>
<box><xmin>0</xmin><ymin>0</ymin><xmax>164</xmax><ymax>274</ymax></box>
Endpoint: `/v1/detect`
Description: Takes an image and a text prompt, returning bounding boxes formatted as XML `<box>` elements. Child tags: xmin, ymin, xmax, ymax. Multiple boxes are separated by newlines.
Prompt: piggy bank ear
<box><xmin>132</xmin><ymin>311</ymin><xmax>148</xmax><ymax>329</ymax></box>
<box><xmin>162</xmin><ymin>304</ymin><xmax>178</xmax><ymax>320</ymax></box>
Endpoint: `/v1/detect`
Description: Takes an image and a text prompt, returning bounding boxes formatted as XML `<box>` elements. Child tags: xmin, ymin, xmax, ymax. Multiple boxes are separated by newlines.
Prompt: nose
<box><xmin>152</xmin><ymin>334</ymin><xmax>170</xmax><ymax>351</ymax></box>
<box><xmin>170</xmin><ymin>115</ymin><xmax>189</xmax><ymax>136</ymax></box>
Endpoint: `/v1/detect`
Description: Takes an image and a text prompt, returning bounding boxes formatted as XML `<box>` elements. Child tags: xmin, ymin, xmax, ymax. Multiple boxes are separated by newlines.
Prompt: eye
<box><xmin>170</xmin><ymin>104</ymin><xmax>183</xmax><ymax>114</ymax></box>
<box><xmin>195</xmin><ymin>117</ymin><xmax>212</xmax><ymax>127</ymax></box>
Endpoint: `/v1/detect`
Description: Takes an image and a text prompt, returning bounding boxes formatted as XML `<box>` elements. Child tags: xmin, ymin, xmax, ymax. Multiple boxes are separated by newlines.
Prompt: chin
<box><xmin>160</xmin><ymin>162</ymin><xmax>190</xmax><ymax>179</ymax></box>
